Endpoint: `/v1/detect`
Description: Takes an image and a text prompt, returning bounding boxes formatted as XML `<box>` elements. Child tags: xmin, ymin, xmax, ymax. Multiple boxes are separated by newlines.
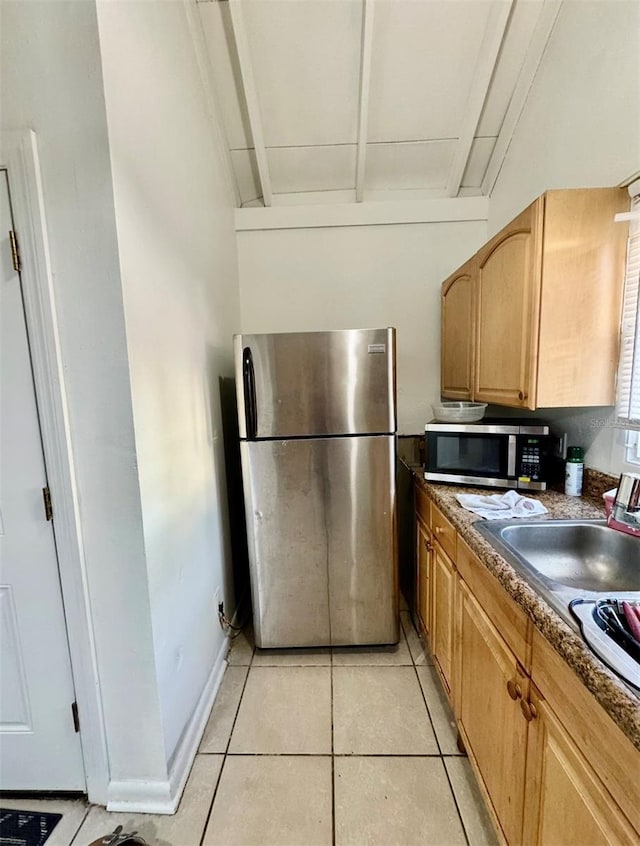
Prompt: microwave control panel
<box><xmin>518</xmin><ymin>437</ymin><xmax>548</xmax><ymax>481</ymax></box>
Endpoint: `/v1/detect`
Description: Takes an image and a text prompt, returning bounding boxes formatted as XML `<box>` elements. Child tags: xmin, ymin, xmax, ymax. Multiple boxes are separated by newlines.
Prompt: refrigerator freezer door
<box><xmin>234</xmin><ymin>329</ymin><xmax>396</xmax><ymax>439</ymax></box>
<box><xmin>241</xmin><ymin>435</ymin><xmax>398</xmax><ymax>648</ymax></box>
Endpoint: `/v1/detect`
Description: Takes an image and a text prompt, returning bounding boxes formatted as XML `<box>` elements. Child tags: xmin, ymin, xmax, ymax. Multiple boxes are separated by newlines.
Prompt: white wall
<box><xmin>487</xmin><ymin>0</ymin><xmax>640</xmax><ymax>474</ymax></box>
<box><xmin>237</xmin><ymin>221</ymin><xmax>487</xmax><ymax>434</ymax></box>
<box><xmin>2</xmin><ymin>0</ymin><xmax>240</xmax><ymax>805</ymax></box>
<box><xmin>96</xmin><ymin>0</ymin><xmax>241</xmax><ymax>762</ymax></box>
<box><xmin>1</xmin><ymin>0</ymin><xmax>167</xmax><ymax>792</ymax></box>
<box><xmin>488</xmin><ymin>0</ymin><xmax>639</xmax><ymax>234</ymax></box>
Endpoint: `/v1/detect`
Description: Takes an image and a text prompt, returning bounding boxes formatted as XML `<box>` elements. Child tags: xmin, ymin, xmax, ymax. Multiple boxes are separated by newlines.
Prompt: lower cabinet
<box><xmin>416</xmin><ymin>519</ymin><xmax>432</xmax><ymax>635</ymax></box>
<box><xmin>413</xmin><ymin>490</ymin><xmax>640</xmax><ymax>846</ymax></box>
<box><xmin>457</xmin><ymin>580</ymin><xmax>529</xmax><ymax>845</ymax></box>
<box><xmin>522</xmin><ymin>686</ymin><xmax>638</xmax><ymax>846</ymax></box>
<box><xmin>431</xmin><ymin>543</ymin><xmax>455</xmax><ymax>693</ymax></box>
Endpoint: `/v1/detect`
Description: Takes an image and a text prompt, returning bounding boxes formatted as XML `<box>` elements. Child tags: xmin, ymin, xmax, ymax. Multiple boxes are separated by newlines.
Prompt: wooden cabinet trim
<box><xmin>414</xmin><ymin>484</ymin><xmax>430</xmax><ymax>528</ymax></box>
<box><xmin>441</xmin><ymin>262</ymin><xmax>475</xmax><ymax>400</ymax></box>
<box><xmin>456</xmin><ymin>535</ymin><xmax>531</xmax><ymax>668</ymax></box>
<box><xmin>477</xmin><ymin>209</ymin><xmax>538</xmax><ymax>263</ymax></box>
<box><xmin>429</xmin><ymin>501</ymin><xmax>456</xmax><ymax>560</ymax></box>
<box><xmin>431</xmin><ymin>542</ymin><xmax>455</xmax><ymax>693</ymax></box>
<box><xmin>416</xmin><ymin>519</ymin><xmax>432</xmax><ymax>636</ymax></box>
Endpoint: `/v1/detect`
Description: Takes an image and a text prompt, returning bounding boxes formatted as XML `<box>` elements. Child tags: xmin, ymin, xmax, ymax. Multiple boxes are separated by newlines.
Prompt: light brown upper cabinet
<box><xmin>441</xmin><ymin>188</ymin><xmax>629</xmax><ymax>409</ymax></box>
<box><xmin>475</xmin><ymin>202</ymin><xmax>542</xmax><ymax>407</ymax></box>
<box><xmin>441</xmin><ymin>260</ymin><xmax>475</xmax><ymax>400</ymax></box>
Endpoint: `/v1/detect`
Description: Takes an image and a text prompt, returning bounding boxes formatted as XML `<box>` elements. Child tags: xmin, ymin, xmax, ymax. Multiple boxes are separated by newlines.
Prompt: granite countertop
<box><xmin>404</xmin><ymin>462</ymin><xmax>640</xmax><ymax>749</ymax></box>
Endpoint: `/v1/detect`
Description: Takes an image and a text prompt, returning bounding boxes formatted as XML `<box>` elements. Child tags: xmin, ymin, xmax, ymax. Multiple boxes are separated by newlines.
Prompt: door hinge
<box><xmin>9</xmin><ymin>229</ymin><xmax>21</xmax><ymax>273</ymax></box>
<box><xmin>71</xmin><ymin>701</ymin><xmax>80</xmax><ymax>733</ymax></box>
<box><xmin>42</xmin><ymin>486</ymin><xmax>53</xmax><ymax>521</ymax></box>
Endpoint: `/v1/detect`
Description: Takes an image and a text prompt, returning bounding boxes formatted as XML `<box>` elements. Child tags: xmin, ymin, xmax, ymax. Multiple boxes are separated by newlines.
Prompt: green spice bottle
<box><xmin>565</xmin><ymin>446</ymin><xmax>584</xmax><ymax>497</ymax></box>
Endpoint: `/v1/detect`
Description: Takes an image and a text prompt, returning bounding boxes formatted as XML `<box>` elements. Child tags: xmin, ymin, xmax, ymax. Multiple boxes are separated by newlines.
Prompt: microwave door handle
<box><xmin>507</xmin><ymin>435</ymin><xmax>517</xmax><ymax>477</ymax></box>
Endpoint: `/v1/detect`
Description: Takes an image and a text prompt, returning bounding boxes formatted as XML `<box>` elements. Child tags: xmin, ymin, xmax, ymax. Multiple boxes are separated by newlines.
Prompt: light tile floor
<box><xmin>3</xmin><ymin>610</ymin><xmax>497</xmax><ymax>846</ymax></box>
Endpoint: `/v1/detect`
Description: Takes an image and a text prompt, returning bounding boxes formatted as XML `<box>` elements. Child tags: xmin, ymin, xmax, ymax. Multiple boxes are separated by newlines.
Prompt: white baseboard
<box><xmin>166</xmin><ymin>636</ymin><xmax>229</xmax><ymax>808</ymax></box>
<box><xmin>106</xmin><ymin>778</ymin><xmax>175</xmax><ymax>814</ymax></box>
<box><xmin>106</xmin><ymin>634</ymin><xmax>230</xmax><ymax>814</ymax></box>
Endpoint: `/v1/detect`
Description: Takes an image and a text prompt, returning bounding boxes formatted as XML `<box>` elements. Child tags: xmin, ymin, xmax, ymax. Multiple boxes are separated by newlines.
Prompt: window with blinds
<box><xmin>615</xmin><ymin>188</ymin><xmax>640</xmax><ymax>438</ymax></box>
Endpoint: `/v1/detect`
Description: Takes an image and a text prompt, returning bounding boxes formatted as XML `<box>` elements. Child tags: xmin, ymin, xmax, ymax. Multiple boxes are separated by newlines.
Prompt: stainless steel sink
<box><xmin>489</xmin><ymin>521</ymin><xmax>640</xmax><ymax>592</ymax></box>
<box><xmin>475</xmin><ymin>519</ymin><xmax>640</xmax><ymax>628</ymax></box>
<box><xmin>475</xmin><ymin>518</ymin><xmax>640</xmax><ymax>688</ymax></box>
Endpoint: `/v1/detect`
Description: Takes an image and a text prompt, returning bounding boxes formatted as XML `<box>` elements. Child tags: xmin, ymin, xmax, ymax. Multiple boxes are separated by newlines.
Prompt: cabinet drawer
<box><xmin>430</xmin><ymin>502</ymin><xmax>456</xmax><ymax>560</ymax></box>
<box><xmin>414</xmin><ymin>483</ymin><xmax>430</xmax><ymax>528</ymax></box>
<box><xmin>457</xmin><ymin>535</ymin><xmax>531</xmax><ymax>669</ymax></box>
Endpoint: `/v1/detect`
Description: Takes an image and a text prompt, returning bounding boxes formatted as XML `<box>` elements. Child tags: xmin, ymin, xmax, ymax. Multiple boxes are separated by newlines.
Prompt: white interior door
<box><xmin>0</xmin><ymin>169</ymin><xmax>85</xmax><ymax>790</ymax></box>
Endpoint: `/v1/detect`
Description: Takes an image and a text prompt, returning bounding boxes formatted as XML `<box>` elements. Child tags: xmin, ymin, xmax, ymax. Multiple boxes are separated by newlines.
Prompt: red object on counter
<box><xmin>622</xmin><ymin>601</ymin><xmax>640</xmax><ymax>643</ymax></box>
<box><xmin>606</xmin><ymin>514</ymin><xmax>640</xmax><ymax>537</ymax></box>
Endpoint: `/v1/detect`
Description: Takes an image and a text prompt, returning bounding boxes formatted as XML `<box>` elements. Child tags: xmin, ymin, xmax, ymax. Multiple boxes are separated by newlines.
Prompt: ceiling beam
<box><xmin>446</xmin><ymin>0</ymin><xmax>514</xmax><ymax>198</ymax></box>
<box><xmin>183</xmin><ymin>0</ymin><xmax>241</xmax><ymax>208</ymax></box>
<box><xmin>482</xmin><ymin>0</ymin><xmax>563</xmax><ymax>196</ymax></box>
<box><xmin>355</xmin><ymin>0</ymin><xmax>375</xmax><ymax>203</ymax></box>
<box><xmin>235</xmin><ymin>197</ymin><xmax>489</xmax><ymax>231</ymax></box>
<box><xmin>228</xmin><ymin>0</ymin><xmax>273</xmax><ymax>206</ymax></box>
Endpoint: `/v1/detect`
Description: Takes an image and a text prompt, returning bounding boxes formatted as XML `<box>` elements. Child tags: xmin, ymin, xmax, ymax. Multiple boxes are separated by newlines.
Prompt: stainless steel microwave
<box><xmin>424</xmin><ymin>420</ymin><xmax>557</xmax><ymax>491</ymax></box>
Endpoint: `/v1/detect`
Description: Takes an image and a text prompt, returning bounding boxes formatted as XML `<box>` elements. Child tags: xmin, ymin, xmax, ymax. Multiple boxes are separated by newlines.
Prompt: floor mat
<box><xmin>0</xmin><ymin>808</ymin><xmax>62</xmax><ymax>846</ymax></box>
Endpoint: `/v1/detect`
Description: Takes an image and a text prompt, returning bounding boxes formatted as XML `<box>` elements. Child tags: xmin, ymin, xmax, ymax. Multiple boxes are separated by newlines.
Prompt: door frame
<box><xmin>1</xmin><ymin>130</ymin><xmax>109</xmax><ymax>803</ymax></box>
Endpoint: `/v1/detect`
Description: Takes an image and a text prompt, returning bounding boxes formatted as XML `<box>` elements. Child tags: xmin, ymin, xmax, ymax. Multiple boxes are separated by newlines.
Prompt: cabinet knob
<box><xmin>518</xmin><ymin>390</ymin><xmax>528</xmax><ymax>401</ymax></box>
<box><xmin>424</xmin><ymin>539</ymin><xmax>433</xmax><ymax>552</ymax></box>
<box><xmin>506</xmin><ymin>679</ymin><xmax>522</xmax><ymax>701</ymax></box>
<box><xmin>435</xmin><ymin>526</ymin><xmax>444</xmax><ymax>536</ymax></box>
<box><xmin>520</xmin><ymin>699</ymin><xmax>537</xmax><ymax>721</ymax></box>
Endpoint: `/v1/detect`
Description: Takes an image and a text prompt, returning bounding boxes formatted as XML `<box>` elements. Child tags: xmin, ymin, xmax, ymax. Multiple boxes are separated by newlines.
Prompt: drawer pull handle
<box><xmin>506</xmin><ymin>679</ymin><xmax>522</xmax><ymax>701</ymax></box>
<box><xmin>520</xmin><ymin>699</ymin><xmax>537</xmax><ymax>721</ymax></box>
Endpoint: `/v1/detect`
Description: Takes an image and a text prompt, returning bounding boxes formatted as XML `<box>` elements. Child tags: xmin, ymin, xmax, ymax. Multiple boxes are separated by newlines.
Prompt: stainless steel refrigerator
<box><xmin>234</xmin><ymin>328</ymin><xmax>398</xmax><ymax>648</ymax></box>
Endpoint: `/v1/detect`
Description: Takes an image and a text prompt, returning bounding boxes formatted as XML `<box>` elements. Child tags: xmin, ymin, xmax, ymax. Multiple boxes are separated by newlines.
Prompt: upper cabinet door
<box><xmin>535</xmin><ymin>189</ymin><xmax>628</xmax><ymax>407</ymax></box>
<box><xmin>474</xmin><ymin>202</ymin><xmax>542</xmax><ymax>409</ymax></box>
<box><xmin>441</xmin><ymin>263</ymin><xmax>474</xmax><ymax>400</ymax></box>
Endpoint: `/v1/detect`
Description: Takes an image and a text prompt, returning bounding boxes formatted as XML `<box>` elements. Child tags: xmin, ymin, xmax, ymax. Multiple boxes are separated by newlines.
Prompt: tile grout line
<box><xmin>197</xmin><ymin>636</ymin><xmax>255</xmax><ymax>846</ymax></box>
<box><xmin>212</xmin><ymin>751</ymin><xmax>447</xmax><ymax>758</ymax></box>
<box><xmin>405</xmin><ymin>610</ymin><xmax>473</xmax><ymax>846</ymax></box>
<box><xmin>441</xmin><ymin>755</ymin><xmax>473</xmax><ymax>846</ymax></box>
<box><xmin>24</xmin><ymin>615</ymin><xmax>481</xmax><ymax>846</ymax></box>
<box><xmin>67</xmin><ymin>803</ymin><xmax>91</xmax><ymax>845</ymax></box>
<box><xmin>406</xmin><ymin>615</ymin><xmax>445</xmax><ymax>757</ymax></box>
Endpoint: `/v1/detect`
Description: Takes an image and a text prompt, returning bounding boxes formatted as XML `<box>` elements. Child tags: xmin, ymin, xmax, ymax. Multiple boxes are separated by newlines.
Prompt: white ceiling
<box><xmin>197</xmin><ymin>0</ymin><xmax>560</xmax><ymax>208</ymax></box>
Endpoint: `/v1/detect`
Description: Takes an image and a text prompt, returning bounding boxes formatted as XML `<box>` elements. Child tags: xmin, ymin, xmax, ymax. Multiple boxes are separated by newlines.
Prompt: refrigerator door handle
<box><xmin>243</xmin><ymin>346</ymin><xmax>258</xmax><ymax>439</ymax></box>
